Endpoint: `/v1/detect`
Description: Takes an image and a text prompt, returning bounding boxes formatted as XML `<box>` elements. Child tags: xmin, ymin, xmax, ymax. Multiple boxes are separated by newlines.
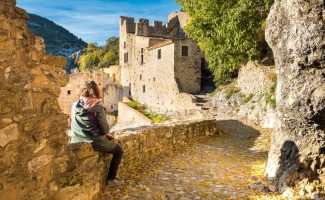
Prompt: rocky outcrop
<box><xmin>264</xmin><ymin>0</ymin><xmax>325</xmax><ymax>195</ymax></box>
<box><xmin>212</xmin><ymin>61</ymin><xmax>276</xmax><ymax>128</ymax></box>
<box><xmin>0</xmin><ymin>0</ymin><xmax>69</xmax><ymax>199</ymax></box>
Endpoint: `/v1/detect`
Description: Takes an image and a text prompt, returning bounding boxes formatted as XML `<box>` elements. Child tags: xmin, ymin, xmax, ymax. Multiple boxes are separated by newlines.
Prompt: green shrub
<box><xmin>128</xmin><ymin>101</ymin><xmax>144</xmax><ymax>110</ymax></box>
<box><xmin>265</xmin><ymin>84</ymin><xmax>276</xmax><ymax>109</ymax></box>
<box><xmin>128</xmin><ymin>101</ymin><xmax>168</xmax><ymax>124</ymax></box>
<box><xmin>143</xmin><ymin>111</ymin><xmax>168</xmax><ymax>124</ymax></box>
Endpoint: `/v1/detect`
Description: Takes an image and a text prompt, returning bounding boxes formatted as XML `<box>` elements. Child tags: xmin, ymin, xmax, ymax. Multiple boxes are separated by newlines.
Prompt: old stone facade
<box><xmin>120</xmin><ymin>12</ymin><xmax>203</xmax><ymax>112</ymax></box>
<box><xmin>265</xmin><ymin>0</ymin><xmax>325</xmax><ymax>193</ymax></box>
<box><xmin>58</xmin><ymin>66</ymin><xmax>123</xmax><ymax>115</ymax></box>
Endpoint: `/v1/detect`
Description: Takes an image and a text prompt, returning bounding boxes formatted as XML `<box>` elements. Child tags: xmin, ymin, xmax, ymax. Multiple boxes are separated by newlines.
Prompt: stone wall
<box><xmin>174</xmin><ymin>39</ymin><xmax>202</xmax><ymax>94</ymax></box>
<box><xmin>62</xmin><ymin>119</ymin><xmax>218</xmax><ymax>200</ymax></box>
<box><xmin>0</xmin><ymin>1</ymin><xmax>69</xmax><ymax>199</ymax></box>
<box><xmin>265</xmin><ymin>0</ymin><xmax>325</xmax><ymax>193</ymax></box>
<box><xmin>58</xmin><ymin>72</ymin><xmax>88</xmax><ymax>114</ymax></box>
<box><xmin>101</xmin><ymin>66</ymin><xmax>123</xmax><ymax>112</ymax></box>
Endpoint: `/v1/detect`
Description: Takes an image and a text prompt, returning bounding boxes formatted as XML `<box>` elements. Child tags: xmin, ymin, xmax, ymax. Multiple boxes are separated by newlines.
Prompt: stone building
<box><xmin>120</xmin><ymin>12</ymin><xmax>204</xmax><ymax>112</ymax></box>
<box><xmin>101</xmin><ymin>66</ymin><xmax>123</xmax><ymax>112</ymax></box>
<box><xmin>58</xmin><ymin>67</ymin><xmax>123</xmax><ymax>115</ymax></box>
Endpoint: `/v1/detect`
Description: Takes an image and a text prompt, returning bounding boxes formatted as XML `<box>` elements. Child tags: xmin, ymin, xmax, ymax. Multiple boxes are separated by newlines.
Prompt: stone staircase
<box><xmin>192</xmin><ymin>93</ymin><xmax>212</xmax><ymax>111</ymax></box>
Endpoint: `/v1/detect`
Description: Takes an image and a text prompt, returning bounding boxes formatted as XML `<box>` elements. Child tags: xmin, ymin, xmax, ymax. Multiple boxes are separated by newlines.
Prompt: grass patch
<box><xmin>127</xmin><ymin>101</ymin><xmax>168</xmax><ymax>124</ymax></box>
<box><xmin>265</xmin><ymin>84</ymin><xmax>276</xmax><ymax>109</ymax></box>
<box><xmin>225</xmin><ymin>85</ymin><xmax>240</xmax><ymax>99</ymax></box>
<box><xmin>242</xmin><ymin>93</ymin><xmax>254</xmax><ymax>103</ymax></box>
<box><xmin>143</xmin><ymin>111</ymin><xmax>168</xmax><ymax>124</ymax></box>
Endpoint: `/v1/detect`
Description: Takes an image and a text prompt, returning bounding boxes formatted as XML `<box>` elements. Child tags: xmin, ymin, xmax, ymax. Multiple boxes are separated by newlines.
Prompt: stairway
<box><xmin>192</xmin><ymin>93</ymin><xmax>212</xmax><ymax>111</ymax></box>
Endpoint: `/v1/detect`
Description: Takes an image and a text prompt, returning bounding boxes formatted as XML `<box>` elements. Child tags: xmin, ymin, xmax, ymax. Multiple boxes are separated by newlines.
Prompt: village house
<box><xmin>58</xmin><ymin>67</ymin><xmax>123</xmax><ymax>115</ymax></box>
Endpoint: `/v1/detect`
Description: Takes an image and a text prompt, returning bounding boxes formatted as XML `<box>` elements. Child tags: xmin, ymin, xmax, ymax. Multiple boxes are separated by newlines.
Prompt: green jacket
<box><xmin>68</xmin><ymin>98</ymin><xmax>110</xmax><ymax>144</ymax></box>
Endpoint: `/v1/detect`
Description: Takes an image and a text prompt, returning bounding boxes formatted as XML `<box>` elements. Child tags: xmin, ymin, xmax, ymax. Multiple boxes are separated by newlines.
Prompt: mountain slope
<box><xmin>27</xmin><ymin>13</ymin><xmax>87</xmax><ymax>57</ymax></box>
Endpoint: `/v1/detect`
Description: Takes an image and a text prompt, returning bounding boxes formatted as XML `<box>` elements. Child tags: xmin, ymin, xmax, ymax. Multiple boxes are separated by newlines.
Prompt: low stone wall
<box><xmin>56</xmin><ymin>119</ymin><xmax>218</xmax><ymax>200</ymax></box>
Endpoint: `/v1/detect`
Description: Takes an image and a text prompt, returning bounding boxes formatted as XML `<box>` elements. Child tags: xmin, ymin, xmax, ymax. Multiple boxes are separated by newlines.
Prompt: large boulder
<box><xmin>265</xmin><ymin>0</ymin><xmax>325</xmax><ymax>192</ymax></box>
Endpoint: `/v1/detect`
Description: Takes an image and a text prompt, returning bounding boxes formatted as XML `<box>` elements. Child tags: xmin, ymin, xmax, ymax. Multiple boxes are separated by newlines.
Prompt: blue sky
<box><xmin>17</xmin><ymin>0</ymin><xmax>181</xmax><ymax>44</ymax></box>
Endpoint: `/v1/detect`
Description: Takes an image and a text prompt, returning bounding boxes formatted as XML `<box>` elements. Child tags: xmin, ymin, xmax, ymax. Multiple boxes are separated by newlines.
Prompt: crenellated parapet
<box><xmin>120</xmin><ymin>12</ymin><xmax>188</xmax><ymax>39</ymax></box>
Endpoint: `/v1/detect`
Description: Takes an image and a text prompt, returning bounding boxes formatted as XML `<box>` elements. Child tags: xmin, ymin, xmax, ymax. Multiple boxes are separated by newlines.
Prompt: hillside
<box><xmin>27</xmin><ymin>13</ymin><xmax>87</xmax><ymax>57</ymax></box>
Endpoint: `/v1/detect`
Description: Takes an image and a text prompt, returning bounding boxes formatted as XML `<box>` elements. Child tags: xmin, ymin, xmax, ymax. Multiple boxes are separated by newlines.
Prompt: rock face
<box><xmin>212</xmin><ymin>61</ymin><xmax>276</xmax><ymax>128</ymax></box>
<box><xmin>265</xmin><ymin>0</ymin><xmax>325</xmax><ymax>192</ymax></box>
<box><xmin>0</xmin><ymin>0</ymin><xmax>69</xmax><ymax>199</ymax></box>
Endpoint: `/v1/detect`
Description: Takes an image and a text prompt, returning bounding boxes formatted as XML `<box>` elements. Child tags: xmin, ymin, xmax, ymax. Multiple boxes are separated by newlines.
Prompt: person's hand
<box><xmin>106</xmin><ymin>133</ymin><xmax>115</xmax><ymax>140</ymax></box>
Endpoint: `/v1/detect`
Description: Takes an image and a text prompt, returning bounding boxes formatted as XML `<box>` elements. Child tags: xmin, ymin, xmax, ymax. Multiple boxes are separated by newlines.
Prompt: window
<box><xmin>124</xmin><ymin>52</ymin><xmax>128</xmax><ymax>63</ymax></box>
<box><xmin>141</xmin><ymin>55</ymin><xmax>144</xmax><ymax>64</ymax></box>
<box><xmin>67</xmin><ymin>90</ymin><xmax>71</xmax><ymax>95</ymax></box>
<box><xmin>153</xmin><ymin>77</ymin><xmax>156</xmax><ymax>82</ymax></box>
<box><xmin>143</xmin><ymin>85</ymin><xmax>146</xmax><ymax>93</ymax></box>
<box><xmin>158</xmin><ymin>49</ymin><xmax>161</xmax><ymax>59</ymax></box>
<box><xmin>140</xmin><ymin>48</ymin><xmax>144</xmax><ymax>64</ymax></box>
<box><xmin>182</xmin><ymin>46</ymin><xmax>189</xmax><ymax>57</ymax></box>
<box><xmin>140</xmin><ymin>74</ymin><xmax>142</xmax><ymax>80</ymax></box>
<box><xmin>124</xmin><ymin>42</ymin><xmax>126</xmax><ymax>49</ymax></box>
<box><xmin>112</xmin><ymin>74</ymin><xmax>116</xmax><ymax>82</ymax></box>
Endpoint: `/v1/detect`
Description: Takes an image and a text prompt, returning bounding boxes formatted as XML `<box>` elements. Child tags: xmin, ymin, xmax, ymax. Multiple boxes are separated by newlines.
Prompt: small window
<box><xmin>107</xmin><ymin>73</ymin><xmax>110</xmax><ymax>78</ymax></box>
<box><xmin>141</xmin><ymin>48</ymin><xmax>144</xmax><ymax>53</ymax></box>
<box><xmin>182</xmin><ymin>46</ymin><xmax>189</xmax><ymax>57</ymax></box>
<box><xmin>158</xmin><ymin>49</ymin><xmax>161</xmax><ymax>59</ymax></box>
<box><xmin>112</xmin><ymin>74</ymin><xmax>116</xmax><ymax>82</ymax></box>
<box><xmin>153</xmin><ymin>77</ymin><xmax>156</xmax><ymax>82</ymax></box>
<box><xmin>140</xmin><ymin>74</ymin><xmax>142</xmax><ymax>80</ymax></box>
<box><xmin>111</xmin><ymin>105</ymin><xmax>114</xmax><ymax>109</ymax></box>
<box><xmin>124</xmin><ymin>52</ymin><xmax>128</xmax><ymax>63</ymax></box>
<box><xmin>143</xmin><ymin>85</ymin><xmax>146</xmax><ymax>93</ymax></box>
<box><xmin>67</xmin><ymin>90</ymin><xmax>71</xmax><ymax>95</ymax></box>
<box><xmin>141</xmin><ymin>55</ymin><xmax>144</xmax><ymax>64</ymax></box>
<box><xmin>124</xmin><ymin>42</ymin><xmax>126</xmax><ymax>49</ymax></box>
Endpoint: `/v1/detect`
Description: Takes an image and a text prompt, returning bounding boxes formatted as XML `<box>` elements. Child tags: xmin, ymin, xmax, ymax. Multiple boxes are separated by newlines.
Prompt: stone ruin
<box><xmin>0</xmin><ymin>0</ymin><xmax>324</xmax><ymax>199</ymax></box>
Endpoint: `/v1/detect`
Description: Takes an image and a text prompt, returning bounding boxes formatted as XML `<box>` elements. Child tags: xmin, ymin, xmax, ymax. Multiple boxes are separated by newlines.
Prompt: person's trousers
<box><xmin>91</xmin><ymin>136</ymin><xmax>123</xmax><ymax>180</ymax></box>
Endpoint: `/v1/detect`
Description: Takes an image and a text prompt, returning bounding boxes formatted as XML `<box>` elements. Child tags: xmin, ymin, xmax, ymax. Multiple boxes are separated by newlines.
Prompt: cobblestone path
<box><xmin>98</xmin><ymin>120</ymin><xmax>283</xmax><ymax>200</ymax></box>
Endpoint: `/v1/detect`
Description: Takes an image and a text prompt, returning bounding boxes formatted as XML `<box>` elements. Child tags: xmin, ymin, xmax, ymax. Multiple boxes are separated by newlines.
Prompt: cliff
<box><xmin>265</xmin><ymin>0</ymin><xmax>325</xmax><ymax>196</ymax></box>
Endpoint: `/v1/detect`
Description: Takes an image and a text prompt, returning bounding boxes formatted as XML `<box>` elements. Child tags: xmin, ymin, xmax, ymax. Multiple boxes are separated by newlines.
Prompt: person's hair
<box><xmin>79</xmin><ymin>80</ymin><xmax>101</xmax><ymax>99</ymax></box>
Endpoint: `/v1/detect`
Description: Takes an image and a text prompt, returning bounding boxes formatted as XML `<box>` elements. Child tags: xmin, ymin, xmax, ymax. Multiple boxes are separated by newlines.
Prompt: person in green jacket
<box><xmin>69</xmin><ymin>80</ymin><xmax>124</xmax><ymax>187</ymax></box>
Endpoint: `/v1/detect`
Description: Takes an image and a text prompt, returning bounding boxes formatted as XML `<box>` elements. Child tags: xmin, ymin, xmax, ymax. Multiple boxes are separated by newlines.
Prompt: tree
<box><xmin>177</xmin><ymin>0</ymin><xmax>272</xmax><ymax>86</ymax></box>
<box><xmin>78</xmin><ymin>37</ymin><xmax>119</xmax><ymax>71</ymax></box>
